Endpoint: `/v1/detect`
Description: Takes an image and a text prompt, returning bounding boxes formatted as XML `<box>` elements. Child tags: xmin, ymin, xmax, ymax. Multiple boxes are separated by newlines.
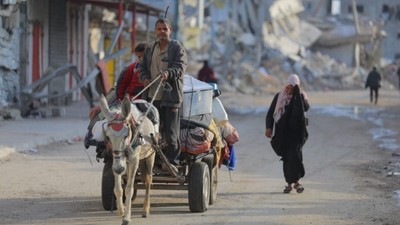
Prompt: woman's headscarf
<box><xmin>273</xmin><ymin>74</ymin><xmax>301</xmax><ymax>122</ymax></box>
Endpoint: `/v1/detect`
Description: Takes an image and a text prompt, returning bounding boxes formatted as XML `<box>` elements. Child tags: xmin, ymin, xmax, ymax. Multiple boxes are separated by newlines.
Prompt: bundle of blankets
<box><xmin>179</xmin><ymin>97</ymin><xmax>239</xmax><ymax>169</ymax></box>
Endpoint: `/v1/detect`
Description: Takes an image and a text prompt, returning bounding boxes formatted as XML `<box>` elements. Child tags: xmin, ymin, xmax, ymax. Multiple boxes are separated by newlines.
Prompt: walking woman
<box><xmin>265</xmin><ymin>74</ymin><xmax>309</xmax><ymax>193</ymax></box>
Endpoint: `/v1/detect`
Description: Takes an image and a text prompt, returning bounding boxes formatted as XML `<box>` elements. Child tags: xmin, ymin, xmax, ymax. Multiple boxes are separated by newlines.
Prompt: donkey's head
<box><xmin>99</xmin><ymin>95</ymin><xmax>135</xmax><ymax>175</ymax></box>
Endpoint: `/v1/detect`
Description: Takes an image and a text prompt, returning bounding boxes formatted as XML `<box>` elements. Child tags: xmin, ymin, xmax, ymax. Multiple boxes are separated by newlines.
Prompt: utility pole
<box><xmin>198</xmin><ymin>0</ymin><xmax>204</xmax><ymax>29</ymax></box>
<box><xmin>352</xmin><ymin>0</ymin><xmax>361</xmax><ymax>76</ymax></box>
<box><xmin>174</xmin><ymin>0</ymin><xmax>184</xmax><ymax>42</ymax></box>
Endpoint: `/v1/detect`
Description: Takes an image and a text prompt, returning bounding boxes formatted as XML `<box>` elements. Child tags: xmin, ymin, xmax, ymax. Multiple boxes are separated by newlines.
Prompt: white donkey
<box><xmin>99</xmin><ymin>94</ymin><xmax>159</xmax><ymax>224</ymax></box>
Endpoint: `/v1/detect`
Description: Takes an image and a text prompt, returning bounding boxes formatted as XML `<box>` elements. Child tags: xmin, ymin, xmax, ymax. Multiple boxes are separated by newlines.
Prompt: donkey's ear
<box><xmin>121</xmin><ymin>96</ymin><xmax>131</xmax><ymax>119</ymax></box>
<box><xmin>99</xmin><ymin>94</ymin><xmax>112</xmax><ymax>121</ymax></box>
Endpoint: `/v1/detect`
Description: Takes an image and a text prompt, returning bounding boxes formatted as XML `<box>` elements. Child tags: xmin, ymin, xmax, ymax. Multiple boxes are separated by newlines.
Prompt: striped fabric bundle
<box><xmin>180</xmin><ymin>127</ymin><xmax>215</xmax><ymax>155</ymax></box>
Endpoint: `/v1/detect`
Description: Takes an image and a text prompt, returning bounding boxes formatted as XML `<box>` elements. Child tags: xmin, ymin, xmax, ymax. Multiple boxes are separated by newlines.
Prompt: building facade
<box><xmin>0</xmin><ymin>0</ymin><xmax>163</xmax><ymax>116</ymax></box>
<box><xmin>303</xmin><ymin>0</ymin><xmax>400</xmax><ymax>61</ymax></box>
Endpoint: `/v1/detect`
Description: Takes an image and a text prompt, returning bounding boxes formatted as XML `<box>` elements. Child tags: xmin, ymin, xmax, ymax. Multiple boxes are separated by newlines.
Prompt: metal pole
<box><xmin>198</xmin><ymin>0</ymin><xmax>204</xmax><ymax>29</ymax></box>
<box><xmin>132</xmin><ymin>5</ymin><xmax>136</xmax><ymax>54</ymax></box>
<box><xmin>118</xmin><ymin>0</ymin><xmax>123</xmax><ymax>50</ymax></box>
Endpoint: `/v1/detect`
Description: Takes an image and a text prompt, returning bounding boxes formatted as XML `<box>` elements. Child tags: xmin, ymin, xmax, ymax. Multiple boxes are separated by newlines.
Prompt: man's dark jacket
<box><xmin>139</xmin><ymin>40</ymin><xmax>187</xmax><ymax>108</ymax></box>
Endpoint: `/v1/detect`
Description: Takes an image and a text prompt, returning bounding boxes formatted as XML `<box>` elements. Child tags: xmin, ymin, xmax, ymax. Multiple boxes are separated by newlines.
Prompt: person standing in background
<box><xmin>365</xmin><ymin>67</ymin><xmax>381</xmax><ymax>104</ymax></box>
<box><xmin>396</xmin><ymin>66</ymin><xmax>400</xmax><ymax>91</ymax></box>
<box><xmin>197</xmin><ymin>60</ymin><xmax>218</xmax><ymax>84</ymax></box>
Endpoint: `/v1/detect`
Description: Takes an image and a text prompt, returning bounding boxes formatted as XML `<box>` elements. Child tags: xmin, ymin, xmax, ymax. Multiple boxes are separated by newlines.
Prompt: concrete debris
<box><xmin>386</xmin><ymin>172</ymin><xmax>400</xmax><ymax>177</ymax></box>
<box><xmin>383</xmin><ymin>160</ymin><xmax>400</xmax><ymax>177</ymax></box>
<box><xmin>29</xmin><ymin>148</ymin><xmax>38</xmax><ymax>153</ymax></box>
<box><xmin>186</xmin><ymin>0</ymin><xmax>393</xmax><ymax>95</ymax></box>
<box><xmin>392</xmin><ymin>152</ymin><xmax>400</xmax><ymax>157</ymax></box>
<box><xmin>0</xmin><ymin>108</ymin><xmax>20</xmax><ymax>120</ymax></box>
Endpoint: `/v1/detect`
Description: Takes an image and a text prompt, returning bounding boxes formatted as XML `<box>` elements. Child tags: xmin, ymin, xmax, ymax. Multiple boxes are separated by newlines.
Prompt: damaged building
<box><xmin>0</xmin><ymin>0</ymin><xmax>164</xmax><ymax>118</ymax></box>
<box><xmin>1</xmin><ymin>0</ymin><xmax>400</xmax><ymax>119</ymax></box>
<box><xmin>182</xmin><ymin>0</ymin><xmax>400</xmax><ymax>93</ymax></box>
<box><xmin>0</xmin><ymin>1</ymin><xmax>21</xmax><ymax>114</ymax></box>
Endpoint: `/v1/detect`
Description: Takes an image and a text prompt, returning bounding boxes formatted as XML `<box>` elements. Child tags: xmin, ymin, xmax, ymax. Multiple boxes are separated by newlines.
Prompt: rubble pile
<box><xmin>185</xmin><ymin>0</ymin><xmax>395</xmax><ymax>95</ymax></box>
<box><xmin>187</xmin><ymin>28</ymin><xmax>366</xmax><ymax>95</ymax></box>
<box><xmin>302</xmin><ymin>51</ymin><xmax>361</xmax><ymax>90</ymax></box>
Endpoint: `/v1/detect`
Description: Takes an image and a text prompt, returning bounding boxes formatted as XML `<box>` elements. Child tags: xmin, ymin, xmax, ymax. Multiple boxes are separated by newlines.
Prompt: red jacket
<box><xmin>116</xmin><ymin>62</ymin><xmax>144</xmax><ymax>100</ymax></box>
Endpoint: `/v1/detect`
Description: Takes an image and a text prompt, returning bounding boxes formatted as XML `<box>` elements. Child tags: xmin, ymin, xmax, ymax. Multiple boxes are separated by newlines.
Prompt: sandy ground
<box><xmin>0</xmin><ymin>89</ymin><xmax>399</xmax><ymax>225</ymax></box>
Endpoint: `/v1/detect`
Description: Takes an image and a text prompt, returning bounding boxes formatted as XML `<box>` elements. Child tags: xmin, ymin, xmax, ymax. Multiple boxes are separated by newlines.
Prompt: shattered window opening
<box><xmin>348</xmin><ymin>4</ymin><xmax>364</xmax><ymax>14</ymax></box>
<box><xmin>382</xmin><ymin>4</ymin><xmax>390</xmax><ymax>13</ymax></box>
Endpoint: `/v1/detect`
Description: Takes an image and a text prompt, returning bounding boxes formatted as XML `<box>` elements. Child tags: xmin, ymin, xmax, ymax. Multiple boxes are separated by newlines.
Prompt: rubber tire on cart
<box><xmin>188</xmin><ymin>161</ymin><xmax>210</xmax><ymax>212</ymax></box>
<box><xmin>101</xmin><ymin>160</ymin><xmax>117</xmax><ymax>210</ymax></box>
<box><xmin>202</xmin><ymin>155</ymin><xmax>218</xmax><ymax>205</ymax></box>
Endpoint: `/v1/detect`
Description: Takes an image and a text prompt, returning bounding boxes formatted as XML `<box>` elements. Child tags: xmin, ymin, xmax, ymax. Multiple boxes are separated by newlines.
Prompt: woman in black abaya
<box><xmin>265</xmin><ymin>74</ymin><xmax>309</xmax><ymax>193</ymax></box>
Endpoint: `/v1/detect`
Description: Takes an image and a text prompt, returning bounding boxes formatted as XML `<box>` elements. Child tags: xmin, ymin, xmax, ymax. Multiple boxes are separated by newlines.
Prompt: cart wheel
<box><xmin>101</xmin><ymin>161</ymin><xmax>132</xmax><ymax>210</ymax></box>
<box><xmin>101</xmin><ymin>160</ymin><xmax>117</xmax><ymax>210</ymax></box>
<box><xmin>188</xmin><ymin>161</ymin><xmax>210</xmax><ymax>212</ymax></box>
<box><xmin>202</xmin><ymin>155</ymin><xmax>218</xmax><ymax>205</ymax></box>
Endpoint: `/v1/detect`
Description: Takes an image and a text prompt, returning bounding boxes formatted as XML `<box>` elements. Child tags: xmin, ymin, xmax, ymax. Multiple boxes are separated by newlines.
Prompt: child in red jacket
<box><xmin>116</xmin><ymin>43</ymin><xmax>146</xmax><ymax>101</ymax></box>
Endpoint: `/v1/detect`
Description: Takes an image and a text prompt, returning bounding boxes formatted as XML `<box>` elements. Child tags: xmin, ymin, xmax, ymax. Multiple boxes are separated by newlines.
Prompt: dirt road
<box><xmin>0</xmin><ymin>90</ymin><xmax>399</xmax><ymax>225</ymax></box>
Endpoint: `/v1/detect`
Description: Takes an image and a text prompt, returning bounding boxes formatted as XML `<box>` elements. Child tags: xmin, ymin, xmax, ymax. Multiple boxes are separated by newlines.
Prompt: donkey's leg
<box><xmin>114</xmin><ymin>174</ymin><xmax>125</xmax><ymax>216</ymax></box>
<box><xmin>142</xmin><ymin>153</ymin><xmax>155</xmax><ymax>218</ymax></box>
<box><xmin>122</xmin><ymin>155</ymin><xmax>140</xmax><ymax>224</ymax></box>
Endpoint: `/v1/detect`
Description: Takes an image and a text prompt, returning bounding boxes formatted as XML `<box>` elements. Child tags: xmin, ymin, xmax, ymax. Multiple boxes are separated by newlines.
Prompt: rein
<box><xmin>128</xmin><ymin>115</ymin><xmax>141</xmax><ymax>148</ymax></box>
<box><xmin>128</xmin><ymin>75</ymin><xmax>164</xmax><ymax>143</ymax></box>
<box><xmin>131</xmin><ymin>75</ymin><xmax>161</xmax><ymax>100</ymax></box>
<box><xmin>127</xmin><ymin>79</ymin><xmax>163</xmax><ymax>150</ymax></box>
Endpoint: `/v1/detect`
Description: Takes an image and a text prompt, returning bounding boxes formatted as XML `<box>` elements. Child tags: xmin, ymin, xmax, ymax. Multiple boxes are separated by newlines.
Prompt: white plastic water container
<box><xmin>182</xmin><ymin>75</ymin><xmax>213</xmax><ymax>118</ymax></box>
<box><xmin>212</xmin><ymin>97</ymin><xmax>228</xmax><ymax>126</ymax></box>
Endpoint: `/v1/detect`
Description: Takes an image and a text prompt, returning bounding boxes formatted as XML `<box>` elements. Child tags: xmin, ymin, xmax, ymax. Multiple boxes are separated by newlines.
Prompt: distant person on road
<box><xmin>197</xmin><ymin>60</ymin><xmax>218</xmax><ymax>84</ymax></box>
<box><xmin>265</xmin><ymin>74</ymin><xmax>309</xmax><ymax>194</ymax></box>
<box><xmin>116</xmin><ymin>42</ymin><xmax>146</xmax><ymax>101</ymax></box>
<box><xmin>397</xmin><ymin>66</ymin><xmax>400</xmax><ymax>91</ymax></box>
<box><xmin>365</xmin><ymin>67</ymin><xmax>381</xmax><ymax>104</ymax></box>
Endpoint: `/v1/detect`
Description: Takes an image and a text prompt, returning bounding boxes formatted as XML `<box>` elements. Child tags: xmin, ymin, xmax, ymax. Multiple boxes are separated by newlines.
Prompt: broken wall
<box><xmin>0</xmin><ymin>4</ymin><xmax>20</xmax><ymax>108</ymax></box>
